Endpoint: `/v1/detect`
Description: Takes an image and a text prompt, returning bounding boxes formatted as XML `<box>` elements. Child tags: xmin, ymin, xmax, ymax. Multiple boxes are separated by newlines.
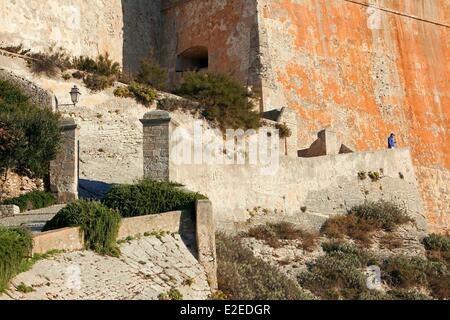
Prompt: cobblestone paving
<box><xmin>1</xmin><ymin>234</ymin><xmax>210</xmax><ymax>300</ymax></box>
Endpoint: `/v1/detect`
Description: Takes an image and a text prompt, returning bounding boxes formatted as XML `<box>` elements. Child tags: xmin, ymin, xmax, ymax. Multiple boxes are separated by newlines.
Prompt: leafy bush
<box><xmin>246</xmin><ymin>222</ymin><xmax>318</xmax><ymax>251</ymax></box>
<box><xmin>321</xmin><ymin>214</ymin><xmax>376</xmax><ymax>246</ymax></box>
<box><xmin>128</xmin><ymin>82</ymin><xmax>157</xmax><ymax>105</ymax></box>
<box><xmin>43</xmin><ymin>200</ymin><xmax>121</xmax><ymax>257</ymax></box>
<box><xmin>103</xmin><ymin>180</ymin><xmax>206</xmax><ymax>218</ymax></box>
<box><xmin>422</xmin><ymin>234</ymin><xmax>450</xmax><ymax>252</ymax></box>
<box><xmin>351</xmin><ymin>201</ymin><xmax>411</xmax><ymax>232</ymax></box>
<box><xmin>73</xmin><ymin>53</ymin><xmax>121</xmax><ymax>92</ymax></box>
<box><xmin>136</xmin><ymin>56</ymin><xmax>168</xmax><ymax>91</ymax></box>
<box><xmin>83</xmin><ymin>74</ymin><xmax>116</xmax><ymax>92</ymax></box>
<box><xmin>72</xmin><ymin>56</ymin><xmax>98</xmax><ymax>73</ymax></box>
<box><xmin>381</xmin><ymin>255</ymin><xmax>450</xmax><ymax>299</ymax></box>
<box><xmin>0</xmin><ymin>80</ymin><xmax>61</xmax><ymax>178</ymax></box>
<box><xmin>113</xmin><ymin>86</ymin><xmax>133</xmax><ymax>99</ymax></box>
<box><xmin>158</xmin><ymin>288</ymin><xmax>183</xmax><ymax>300</ymax></box>
<box><xmin>174</xmin><ymin>72</ymin><xmax>261</xmax><ymax>131</ymax></box>
<box><xmin>298</xmin><ymin>244</ymin><xmax>374</xmax><ymax>300</ymax></box>
<box><xmin>1</xmin><ymin>191</ymin><xmax>56</xmax><ymax>212</ymax></box>
<box><xmin>73</xmin><ymin>53</ymin><xmax>121</xmax><ymax>77</ymax></box>
<box><xmin>27</xmin><ymin>46</ymin><xmax>71</xmax><ymax>77</ymax></box>
<box><xmin>216</xmin><ymin>232</ymin><xmax>311</xmax><ymax>300</ymax></box>
<box><xmin>114</xmin><ymin>83</ymin><xmax>157</xmax><ymax>105</ymax></box>
<box><xmin>0</xmin><ymin>227</ymin><xmax>32</xmax><ymax>292</ymax></box>
<box><xmin>321</xmin><ymin>201</ymin><xmax>412</xmax><ymax>246</ymax></box>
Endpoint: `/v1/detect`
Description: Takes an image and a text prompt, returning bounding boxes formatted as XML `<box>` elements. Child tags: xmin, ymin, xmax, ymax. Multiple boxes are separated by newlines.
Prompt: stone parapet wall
<box><xmin>0</xmin><ymin>68</ymin><xmax>53</xmax><ymax>107</ymax></box>
<box><xmin>142</xmin><ymin>111</ymin><xmax>426</xmax><ymax>233</ymax></box>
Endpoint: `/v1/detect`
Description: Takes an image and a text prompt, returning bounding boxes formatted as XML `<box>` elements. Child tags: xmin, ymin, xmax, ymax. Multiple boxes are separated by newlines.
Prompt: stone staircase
<box><xmin>0</xmin><ymin>204</ymin><xmax>66</xmax><ymax>232</ymax></box>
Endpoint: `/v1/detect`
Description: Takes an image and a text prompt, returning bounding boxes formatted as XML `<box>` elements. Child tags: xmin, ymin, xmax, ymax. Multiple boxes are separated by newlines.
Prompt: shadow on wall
<box><xmin>121</xmin><ymin>0</ymin><xmax>161</xmax><ymax>73</ymax></box>
<box><xmin>78</xmin><ymin>179</ymin><xmax>113</xmax><ymax>201</ymax></box>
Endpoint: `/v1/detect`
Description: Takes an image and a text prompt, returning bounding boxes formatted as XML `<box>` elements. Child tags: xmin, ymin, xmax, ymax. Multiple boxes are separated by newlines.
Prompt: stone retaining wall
<box><xmin>30</xmin><ymin>200</ymin><xmax>217</xmax><ymax>289</ymax></box>
<box><xmin>0</xmin><ymin>205</ymin><xmax>20</xmax><ymax>218</ymax></box>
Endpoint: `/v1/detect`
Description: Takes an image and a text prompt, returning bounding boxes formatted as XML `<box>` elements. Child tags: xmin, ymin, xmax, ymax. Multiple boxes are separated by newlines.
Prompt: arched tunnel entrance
<box><xmin>176</xmin><ymin>46</ymin><xmax>209</xmax><ymax>73</ymax></box>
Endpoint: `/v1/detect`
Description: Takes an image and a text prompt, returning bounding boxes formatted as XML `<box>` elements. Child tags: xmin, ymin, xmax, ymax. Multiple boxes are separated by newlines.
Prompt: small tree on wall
<box><xmin>0</xmin><ymin>80</ymin><xmax>61</xmax><ymax>179</ymax></box>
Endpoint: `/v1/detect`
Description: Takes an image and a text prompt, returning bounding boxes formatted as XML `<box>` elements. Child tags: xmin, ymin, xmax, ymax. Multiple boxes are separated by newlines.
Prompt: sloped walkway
<box><xmin>1</xmin><ymin>233</ymin><xmax>210</xmax><ymax>300</ymax></box>
<box><xmin>0</xmin><ymin>204</ymin><xmax>66</xmax><ymax>232</ymax></box>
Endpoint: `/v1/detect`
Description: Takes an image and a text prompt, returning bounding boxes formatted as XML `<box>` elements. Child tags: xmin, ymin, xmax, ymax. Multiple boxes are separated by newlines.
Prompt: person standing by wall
<box><xmin>388</xmin><ymin>133</ymin><xmax>396</xmax><ymax>149</ymax></box>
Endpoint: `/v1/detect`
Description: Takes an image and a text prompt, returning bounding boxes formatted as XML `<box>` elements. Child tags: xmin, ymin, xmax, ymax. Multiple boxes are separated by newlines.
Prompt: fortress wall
<box><xmin>160</xmin><ymin>0</ymin><xmax>260</xmax><ymax>88</ymax></box>
<box><xmin>170</xmin><ymin>148</ymin><xmax>426</xmax><ymax>232</ymax></box>
<box><xmin>142</xmin><ymin>111</ymin><xmax>426</xmax><ymax>232</ymax></box>
<box><xmin>256</xmin><ymin>0</ymin><xmax>449</xmax><ymax>232</ymax></box>
<box><xmin>0</xmin><ymin>0</ymin><xmax>160</xmax><ymax>72</ymax></box>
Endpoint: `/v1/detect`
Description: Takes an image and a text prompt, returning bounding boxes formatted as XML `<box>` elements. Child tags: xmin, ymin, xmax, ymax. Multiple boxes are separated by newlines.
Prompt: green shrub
<box><xmin>1</xmin><ymin>191</ymin><xmax>56</xmax><ymax>212</ymax></box>
<box><xmin>216</xmin><ymin>233</ymin><xmax>311</xmax><ymax>300</ymax></box>
<box><xmin>74</xmin><ymin>53</ymin><xmax>121</xmax><ymax>92</ymax></box>
<box><xmin>351</xmin><ymin>201</ymin><xmax>412</xmax><ymax>232</ymax></box>
<box><xmin>73</xmin><ymin>53</ymin><xmax>121</xmax><ymax>77</ymax></box>
<box><xmin>422</xmin><ymin>234</ymin><xmax>450</xmax><ymax>252</ymax></box>
<box><xmin>72</xmin><ymin>56</ymin><xmax>97</xmax><ymax>73</ymax></box>
<box><xmin>83</xmin><ymin>74</ymin><xmax>116</xmax><ymax>92</ymax></box>
<box><xmin>0</xmin><ymin>227</ymin><xmax>32</xmax><ymax>292</ymax></box>
<box><xmin>174</xmin><ymin>72</ymin><xmax>261</xmax><ymax>131</ymax></box>
<box><xmin>128</xmin><ymin>82</ymin><xmax>157</xmax><ymax>105</ymax></box>
<box><xmin>113</xmin><ymin>86</ymin><xmax>133</xmax><ymax>99</ymax></box>
<box><xmin>381</xmin><ymin>255</ymin><xmax>450</xmax><ymax>299</ymax></box>
<box><xmin>27</xmin><ymin>46</ymin><xmax>71</xmax><ymax>77</ymax></box>
<box><xmin>0</xmin><ymin>80</ymin><xmax>61</xmax><ymax>178</ymax></box>
<box><xmin>158</xmin><ymin>288</ymin><xmax>183</xmax><ymax>300</ymax></box>
<box><xmin>298</xmin><ymin>245</ymin><xmax>374</xmax><ymax>300</ymax></box>
<box><xmin>136</xmin><ymin>56</ymin><xmax>168</xmax><ymax>91</ymax></box>
<box><xmin>103</xmin><ymin>180</ymin><xmax>206</xmax><ymax>218</ymax></box>
<box><xmin>321</xmin><ymin>201</ymin><xmax>412</xmax><ymax>246</ymax></box>
<box><xmin>43</xmin><ymin>200</ymin><xmax>121</xmax><ymax>257</ymax></box>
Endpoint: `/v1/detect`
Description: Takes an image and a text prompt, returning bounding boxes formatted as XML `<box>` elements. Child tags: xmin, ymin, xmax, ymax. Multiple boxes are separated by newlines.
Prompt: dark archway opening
<box><xmin>176</xmin><ymin>46</ymin><xmax>208</xmax><ymax>73</ymax></box>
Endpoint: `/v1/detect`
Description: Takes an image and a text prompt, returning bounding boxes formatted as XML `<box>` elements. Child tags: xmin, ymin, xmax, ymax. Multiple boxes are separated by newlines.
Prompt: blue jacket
<box><xmin>388</xmin><ymin>136</ymin><xmax>395</xmax><ymax>149</ymax></box>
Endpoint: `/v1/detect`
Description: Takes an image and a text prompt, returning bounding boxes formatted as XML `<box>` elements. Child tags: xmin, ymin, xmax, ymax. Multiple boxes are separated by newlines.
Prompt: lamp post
<box><xmin>55</xmin><ymin>85</ymin><xmax>82</xmax><ymax>110</ymax></box>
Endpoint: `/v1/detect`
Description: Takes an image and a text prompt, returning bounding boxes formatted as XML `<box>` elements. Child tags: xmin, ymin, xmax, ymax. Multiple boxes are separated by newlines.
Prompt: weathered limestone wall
<box><xmin>0</xmin><ymin>0</ymin><xmax>161</xmax><ymax>71</ymax></box>
<box><xmin>142</xmin><ymin>112</ymin><xmax>426</xmax><ymax>233</ymax></box>
<box><xmin>160</xmin><ymin>0</ymin><xmax>261</xmax><ymax>88</ymax></box>
<box><xmin>256</xmin><ymin>0</ymin><xmax>449</xmax><ymax>232</ymax></box>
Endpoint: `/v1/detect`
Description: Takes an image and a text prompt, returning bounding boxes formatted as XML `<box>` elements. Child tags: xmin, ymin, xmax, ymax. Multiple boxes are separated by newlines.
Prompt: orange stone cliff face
<box><xmin>161</xmin><ymin>0</ymin><xmax>449</xmax><ymax>233</ymax></box>
<box><xmin>256</xmin><ymin>0</ymin><xmax>449</xmax><ymax>233</ymax></box>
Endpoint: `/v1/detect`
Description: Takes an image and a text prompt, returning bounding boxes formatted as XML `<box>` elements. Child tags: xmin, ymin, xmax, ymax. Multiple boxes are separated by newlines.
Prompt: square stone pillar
<box><xmin>49</xmin><ymin>118</ymin><xmax>79</xmax><ymax>203</ymax></box>
<box><xmin>140</xmin><ymin>111</ymin><xmax>174</xmax><ymax>181</ymax></box>
<box><xmin>318</xmin><ymin>128</ymin><xmax>339</xmax><ymax>156</ymax></box>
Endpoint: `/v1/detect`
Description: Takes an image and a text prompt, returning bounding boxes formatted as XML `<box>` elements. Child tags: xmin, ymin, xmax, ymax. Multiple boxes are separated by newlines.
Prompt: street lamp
<box><xmin>55</xmin><ymin>85</ymin><xmax>82</xmax><ymax>110</ymax></box>
<box><xmin>69</xmin><ymin>85</ymin><xmax>81</xmax><ymax>106</ymax></box>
